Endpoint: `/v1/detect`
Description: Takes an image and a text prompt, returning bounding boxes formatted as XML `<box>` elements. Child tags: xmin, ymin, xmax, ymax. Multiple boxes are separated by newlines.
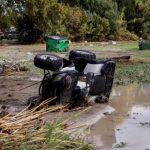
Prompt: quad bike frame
<box><xmin>30</xmin><ymin>50</ymin><xmax>116</xmax><ymax>109</ymax></box>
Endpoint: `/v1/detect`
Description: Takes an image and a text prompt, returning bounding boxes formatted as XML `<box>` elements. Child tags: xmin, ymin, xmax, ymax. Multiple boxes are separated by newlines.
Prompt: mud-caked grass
<box><xmin>114</xmin><ymin>62</ymin><xmax>150</xmax><ymax>85</ymax></box>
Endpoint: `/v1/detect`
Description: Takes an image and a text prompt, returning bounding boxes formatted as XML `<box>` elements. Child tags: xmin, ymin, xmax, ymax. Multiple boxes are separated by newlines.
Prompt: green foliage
<box><xmin>142</xmin><ymin>21</ymin><xmax>150</xmax><ymax>39</ymax></box>
<box><xmin>0</xmin><ymin>15</ymin><xmax>11</xmax><ymax>30</ymax></box>
<box><xmin>63</xmin><ymin>5</ymin><xmax>88</xmax><ymax>40</ymax></box>
<box><xmin>17</xmin><ymin>0</ymin><xmax>89</xmax><ymax>43</ymax></box>
<box><xmin>116</xmin><ymin>0</ymin><xmax>150</xmax><ymax>38</ymax></box>
<box><xmin>116</xmin><ymin>30</ymin><xmax>138</xmax><ymax>41</ymax></box>
<box><xmin>0</xmin><ymin>0</ymin><xmax>24</xmax><ymax>30</ymax></box>
<box><xmin>17</xmin><ymin>15</ymin><xmax>43</xmax><ymax>43</ymax></box>
<box><xmin>59</xmin><ymin>0</ymin><xmax>119</xmax><ymax>35</ymax></box>
<box><xmin>87</xmin><ymin>14</ymin><xmax>110</xmax><ymax>41</ymax></box>
<box><xmin>3</xmin><ymin>0</ymin><xmax>149</xmax><ymax>42</ymax></box>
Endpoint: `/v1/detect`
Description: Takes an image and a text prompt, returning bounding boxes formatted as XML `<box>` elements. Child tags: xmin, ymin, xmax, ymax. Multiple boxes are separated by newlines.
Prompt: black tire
<box><xmin>69</xmin><ymin>50</ymin><xmax>96</xmax><ymax>61</ymax></box>
<box><xmin>34</xmin><ymin>54</ymin><xmax>63</xmax><ymax>71</ymax></box>
<box><xmin>27</xmin><ymin>96</ymin><xmax>41</xmax><ymax>109</ymax></box>
<box><xmin>8</xmin><ymin>35</ymin><xmax>12</xmax><ymax>40</ymax></box>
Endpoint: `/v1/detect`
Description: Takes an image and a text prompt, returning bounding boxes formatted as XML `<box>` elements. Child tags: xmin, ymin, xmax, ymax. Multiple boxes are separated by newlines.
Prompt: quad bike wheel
<box><xmin>34</xmin><ymin>54</ymin><xmax>63</xmax><ymax>71</ymax></box>
<box><xmin>69</xmin><ymin>50</ymin><xmax>96</xmax><ymax>61</ymax></box>
<box><xmin>27</xmin><ymin>96</ymin><xmax>41</xmax><ymax>109</ymax></box>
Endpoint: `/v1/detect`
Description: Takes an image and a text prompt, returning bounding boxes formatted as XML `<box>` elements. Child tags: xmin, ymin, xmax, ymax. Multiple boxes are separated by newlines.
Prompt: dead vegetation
<box><xmin>0</xmin><ymin>61</ymin><xmax>29</xmax><ymax>75</ymax></box>
<box><xmin>0</xmin><ymin>99</ymin><xmax>92</xmax><ymax>150</ymax></box>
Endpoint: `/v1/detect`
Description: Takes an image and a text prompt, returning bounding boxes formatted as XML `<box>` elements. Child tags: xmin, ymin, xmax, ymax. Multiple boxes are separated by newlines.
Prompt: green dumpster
<box><xmin>139</xmin><ymin>40</ymin><xmax>150</xmax><ymax>50</ymax></box>
<box><xmin>46</xmin><ymin>36</ymin><xmax>69</xmax><ymax>52</ymax></box>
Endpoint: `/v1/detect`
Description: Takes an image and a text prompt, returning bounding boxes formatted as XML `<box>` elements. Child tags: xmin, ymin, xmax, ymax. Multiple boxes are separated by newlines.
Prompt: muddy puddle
<box><xmin>90</xmin><ymin>84</ymin><xmax>150</xmax><ymax>150</ymax></box>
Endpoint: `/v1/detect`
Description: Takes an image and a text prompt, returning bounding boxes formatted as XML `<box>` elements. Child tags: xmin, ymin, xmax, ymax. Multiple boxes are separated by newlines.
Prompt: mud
<box><xmin>0</xmin><ymin>76</ymin><xmax>39</xmax><ymax>114</ymax></box>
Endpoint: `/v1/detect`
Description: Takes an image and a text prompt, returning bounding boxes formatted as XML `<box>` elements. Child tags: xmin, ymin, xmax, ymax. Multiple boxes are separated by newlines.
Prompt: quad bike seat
<box><xmin>74</xmin><ymin>57</ymin><xmax>114</xmax><ymax>74</ymax></box>
<box><xmin>74</xmin><ymin>57</ymin><xmax>116</xmax><ymax>97</ymax></box>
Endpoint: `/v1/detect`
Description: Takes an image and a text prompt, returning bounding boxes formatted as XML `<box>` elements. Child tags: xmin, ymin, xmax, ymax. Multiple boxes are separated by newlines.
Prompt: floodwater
<box><xmin>45</xmin><ymin>84</ymin><xmax>150</xmax><ymax>150</ymax></box>
<box><xmin>90</xmin><ymin>84</ymin><xmax>150</xmax><ymax>150</ymax></box>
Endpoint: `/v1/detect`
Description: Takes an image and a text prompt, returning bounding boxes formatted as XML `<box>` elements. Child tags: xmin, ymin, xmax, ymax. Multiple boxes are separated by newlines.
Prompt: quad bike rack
<box><xmin>28</xmin><ymin>50</ymin><xmax>116</xmax><ymax>109</ymax></box>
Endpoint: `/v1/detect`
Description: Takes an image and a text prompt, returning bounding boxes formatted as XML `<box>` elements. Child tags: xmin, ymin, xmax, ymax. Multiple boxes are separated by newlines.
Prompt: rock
<box><xmin>112</xmin><ymin>41</ymin><xmax>117</xmax><ymax>45</ymax></box>
<box><xmin>84</xmin><ymin>41</ymin><xmax>88</xmax><ymax>44</ymax></box>
<box><xmin>27</xmin><ymin>52</ymin><xmax>34</xmax><ymax>60</ymax></box>
<box><xmin>8</xmin><ymin>94</ymin><xmax>13</xmax><ymax>97</ymax></box>
<box><xmin>0</xmin><ymin>68</ymin><xmax>3</xmax><ymax>74</ymax></box>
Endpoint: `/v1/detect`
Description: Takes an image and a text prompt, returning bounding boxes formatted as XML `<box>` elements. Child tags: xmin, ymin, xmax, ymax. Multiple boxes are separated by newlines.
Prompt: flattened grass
<box><xmin>114</xmin><ymin>62</ymin><xmax>150</xmax><ymax>85</ymax></box>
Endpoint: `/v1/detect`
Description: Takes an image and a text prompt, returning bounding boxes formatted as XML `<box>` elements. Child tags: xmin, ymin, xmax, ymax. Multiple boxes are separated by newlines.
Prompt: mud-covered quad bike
<box><xmin>28</xmin><ymin>50</ymin><xmax>116</xmax><ymax>109</ymax></box>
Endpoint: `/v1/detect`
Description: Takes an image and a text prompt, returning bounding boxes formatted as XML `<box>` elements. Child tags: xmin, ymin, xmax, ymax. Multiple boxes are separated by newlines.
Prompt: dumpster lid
<box><xmin>47</xmin><ymin>36</ymin><xmax>67</xmax><ymax>41</ymax></box>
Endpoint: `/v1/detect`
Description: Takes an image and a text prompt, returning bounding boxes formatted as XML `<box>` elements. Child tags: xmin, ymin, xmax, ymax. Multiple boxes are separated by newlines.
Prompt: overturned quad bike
<box><xmin>28</xmin><ymin>50</ymin><xmax>116</xmax><ymax>109</ymax></box>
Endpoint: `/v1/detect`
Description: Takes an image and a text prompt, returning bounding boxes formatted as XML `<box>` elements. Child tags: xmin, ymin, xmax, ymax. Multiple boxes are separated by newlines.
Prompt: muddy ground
<box><xmin>0</xmin><ymin>41</ymin><xmax>150</xmax><ymax>150</ymax></box>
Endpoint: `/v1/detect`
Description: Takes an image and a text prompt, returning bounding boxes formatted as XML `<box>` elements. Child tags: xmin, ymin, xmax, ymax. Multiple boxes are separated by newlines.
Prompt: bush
<box><xmin>0</xmin><ymin>15</ymin><xmax>11</xmax><ymax>30</ymax></box>
<box><xmin>86</xmin><ymin>14</ymin><xmax>110</xmax><ymax>41</ymax></box>
<box><xmin>116</xmin><ymin>31</ymin><xmax>138</xmax><ymax>41</ymax></box>
<box><xmin>64</xmin><ymin>6</ymin><xmax>88</xmax><ymax>41</ymax></box>
<box><xmin>142</xmin><ymin>21</ymin><xmax>150</xmax><ymax>40</ymax></box>
<box><xmin>17</xmin><ymin>0</ymin><xmax>89</xmax><ymax>43</ymax></box>
<box><xmin>17</xmin><ymin>15</ymin><xmax>43</xmax><ymax>43</ymax></box>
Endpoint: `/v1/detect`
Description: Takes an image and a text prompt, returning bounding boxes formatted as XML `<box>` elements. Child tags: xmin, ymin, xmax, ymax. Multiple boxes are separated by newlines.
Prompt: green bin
<box><xmin>46</xmin><ymin>36</ymin><xmax>69</xmax><ymax>52</ymax></box>
<box><xmin>139</xmin><ymin>41</ymin><xmax>150</xmax><ymax>50</ymax></box>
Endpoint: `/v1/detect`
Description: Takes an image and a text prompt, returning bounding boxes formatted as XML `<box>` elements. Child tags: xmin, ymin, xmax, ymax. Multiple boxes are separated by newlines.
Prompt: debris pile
<box><xmin>112</xmin><ymin>55</ymin><xmax>131</xmax><ymax>62</ymax></box>
<box><xmin>0</xmin><ymin>61</ymin><xmax>29</xmax><ymax>75</ymax></box>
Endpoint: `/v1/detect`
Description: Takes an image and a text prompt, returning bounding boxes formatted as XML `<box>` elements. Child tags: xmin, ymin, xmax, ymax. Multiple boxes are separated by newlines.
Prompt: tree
<box><xmin>17</xmin><ymin>0</ymin><xmax>57</xmax><ymax>43</ymax></box>
<box><xmin>0</xmin><ymin>0</ymin><xmax>24</xmax><ymax>31</ymax></box>
<box><xmin>17</xmin><ymin>0</ymin><xmax>89</xmax><ymax>43</ymax></box>
<box><xmin>59</xmin><ymin>0</ymin><xmax>120</xmax><ymax>36</ymax></box>
<box><xmin>115</xmin><ymin>0</ymin><xmax>150</xmax><ymax>38</ymax></box>
<box><xmin>0</xmin><ymin>15</ymin><xmax>11</xmax><ymax>30</ymax></box>
<box><xmin>87</xmin><ymin>13</ymin><xmax>110</xmax><ymax>40</ymax></box>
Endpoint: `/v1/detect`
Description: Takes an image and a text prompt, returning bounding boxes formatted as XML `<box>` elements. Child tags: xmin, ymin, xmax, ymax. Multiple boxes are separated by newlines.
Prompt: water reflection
<box><xmin>90</xmin><ymin>84</ymin><xmax>150</xmax><ymax>149</ymax></box>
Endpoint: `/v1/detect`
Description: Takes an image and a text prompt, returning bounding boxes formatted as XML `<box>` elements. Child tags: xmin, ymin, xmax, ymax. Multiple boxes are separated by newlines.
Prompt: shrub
<box><xmin>116</xmin><ymin>31</ymin><xmax>138</xmax><ymax>41</ymax></box>
<box><xmin>17</xmin><ymin>15</ymin><xmax>43</xmax><ymax>43</ymax></box>
<box><xmin>86</xmin><ymin>14</ymin><xmax>110</xmax><ymax>41</ymax></box>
